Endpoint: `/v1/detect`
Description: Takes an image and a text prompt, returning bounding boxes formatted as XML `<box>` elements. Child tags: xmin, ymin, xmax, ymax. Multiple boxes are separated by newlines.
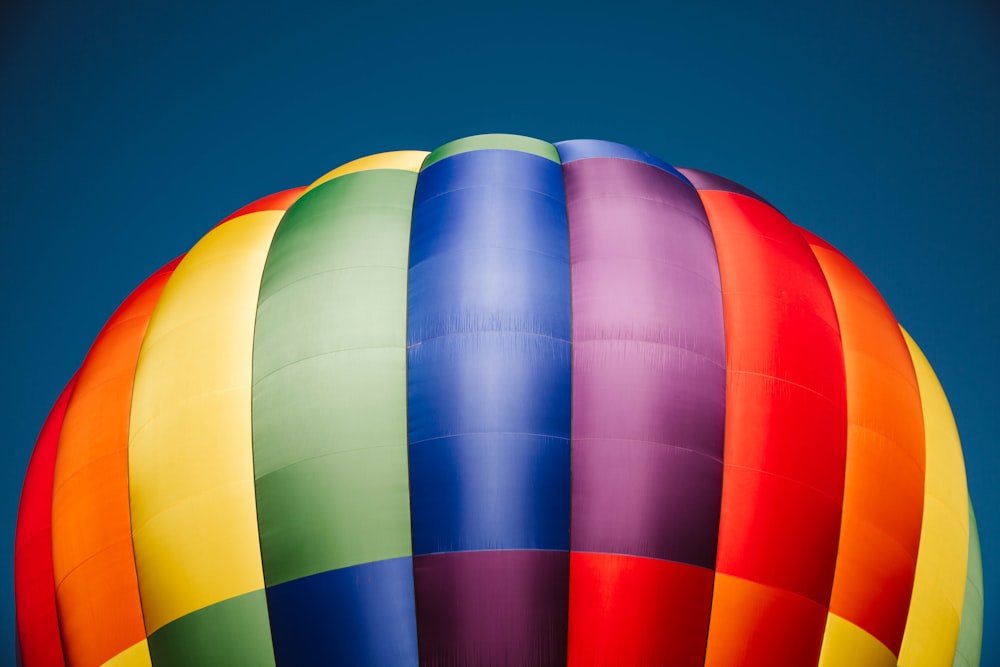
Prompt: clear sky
<box><xmin>2</xmin><ymin>0</ymin><xmax>997</xmax><ymax>663</ymax></box>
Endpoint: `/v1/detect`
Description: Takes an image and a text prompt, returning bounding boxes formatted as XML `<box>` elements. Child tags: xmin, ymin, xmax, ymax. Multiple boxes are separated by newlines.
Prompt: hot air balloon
<box><xmin>14</xmin><ymin>135</ymin><xmax>983</xmax><ymax>667</ymax></box>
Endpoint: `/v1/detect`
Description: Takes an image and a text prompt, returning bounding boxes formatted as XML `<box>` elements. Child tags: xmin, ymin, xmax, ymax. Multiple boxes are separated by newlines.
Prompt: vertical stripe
<box><xmin>898</xmin><ymin>328</ymin><xmax>971</xmax><ymax>667</ymax></box>
<box><xmin>407</xmin><ymin>140</ymin><xmax>571</xmax><ymax>665</ymax></box>
<box><xmin>696</xmin><ymin>189</ymin><xmax>847</xmax><ymax>667</ymax></box>
<box><xmin>51</xmin><ymin>258</ymin><xmax>178</xmax><ymax>667</ymax></box>
<box><xmin>557</xmin><ymin>141</ymin><xmax>726</xmax><ymax>666</ymax></box>
<box><xmin>128</xmin><ymin>209</ymin><xmax>284</xmax><ymax>660</ymax></box>
<box><xmin>251</xmin><ymin>154</ymin><xmax>423</xmax><ymax>665</ymax></box>
<box><xmin>14</xmin><ymin>377</ymin><xmax>76</xmax><ymax>667</ymax></box>
<box><xmin>953</xmin><ymin>502</ymin><xmax>983</xmax><ymax>667</ymax></box>
<box><xmin>801</xmin><ymin>229</ymin><xmax>925</xmax><ymax>661</ymax></box>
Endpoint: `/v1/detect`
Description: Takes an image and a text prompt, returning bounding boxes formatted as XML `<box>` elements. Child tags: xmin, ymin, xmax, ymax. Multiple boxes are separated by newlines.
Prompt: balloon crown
<box><xmin>16</xmin><ymin>135</ymin><xmax>981</xmax><ymax>666</ymax></box>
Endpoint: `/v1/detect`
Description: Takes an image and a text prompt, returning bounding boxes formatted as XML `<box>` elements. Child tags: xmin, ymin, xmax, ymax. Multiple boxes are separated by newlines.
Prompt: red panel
<box><xmin>713</xmin><ymin>464</ymin><xmax>844</xmax><ymax>605</ymax></box>
<box><xmin>216</xmin><ymin>186</ymin><xmax>306</xmax><ymax>225</ymax></box>
<box><xmin>15</xmin><ymin>376</ymin><xmax>77</xmax><ymax>667</ymax></box>
<box><xmin>698</xmin><ymin>191</ymin><xmax>848</xmax><ymax>664</ymax></box>
<box><xmin>567</xmin><ymin>553</ymin><xmax>714</xmax><ymax>666</ymax></box>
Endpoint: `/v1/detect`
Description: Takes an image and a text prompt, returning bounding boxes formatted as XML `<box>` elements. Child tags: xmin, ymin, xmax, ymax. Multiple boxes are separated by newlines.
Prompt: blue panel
<box><xmin>266</xmin><ymin>557</ymin><xmax>418</xmax><ymax>667</ymax></box>
<box><xmin>409</xmin><ymin>432</ymin><xmax>571</xmax><ymax>553</ymax></box>
<box><xmin>555</xmin><ymin>139</ymin><xmax>691</xmax><ymax>184</ymax></box>
<box><xmin>407</xmin><ymin>149</ymin><xmax>572</xmax><ymax>555</ymax></box>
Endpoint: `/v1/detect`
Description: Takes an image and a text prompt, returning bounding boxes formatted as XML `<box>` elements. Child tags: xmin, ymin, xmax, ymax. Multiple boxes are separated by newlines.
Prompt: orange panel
<box><xmin>705</xmin><ymin>573</ymin><xmax>829</xmax><ymax>667</ymax></box>
<box><xmin>51</xmin><ymin>259</ymin><xmax>179</xmax><ymax>667</ymax></box>
<box><xmin>802</xmin><ymin>228</ymin><xmax>925</xmax><ymax>656</ymax></box>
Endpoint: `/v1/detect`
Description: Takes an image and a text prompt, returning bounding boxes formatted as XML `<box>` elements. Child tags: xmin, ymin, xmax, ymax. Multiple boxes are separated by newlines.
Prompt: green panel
<box><xmin>252</xmin><ymin>321</ymin><xmax>406</xmax><ymax>477</ymax></box>
<box><xmin>255</xmin><ymin>442</ymin><xmax>412</xmax><ymax>584</ymax></box>
<box><xmin>421</xmin><ymin>133</ymin><xmax>560</xmax><ymax>169</ymax></box>
<box><xmin>147</xmin><ymin>589</ymin><xmax>274</xmax><ymax>666</ymax></box>
<box><xmin>251</xmin><ymin>168</ymin><xmax>417</xmax><ymax>587</ymax></box>
<box><xmin>953</xmin><ymin>501</ymin><xmax>984</xmax><ymax>667</ymax></box>
<box><xmin>256</xmin><ymin>174</ymin><xmax>414</xmax><ymax>297</ymax></box>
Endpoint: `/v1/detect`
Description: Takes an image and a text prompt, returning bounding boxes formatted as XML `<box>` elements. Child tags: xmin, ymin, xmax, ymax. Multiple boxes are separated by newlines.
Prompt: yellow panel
<box><xmin>306</xmin><ymin>150</ymin><xmax>428</xmax><ymax>192</ymax></box>
<box><xmin>818</xmin><ymin>613</ymin><xmax>896</xmax><ymax>667</ymax></box>
<box><xmin>128</xmin><ymin>210</ymin><xmax>283</xmax><ymax>633</ymax></box>
<box><xmin>101</xmin><ymin>639</ymin><xmax>152</xmax><ymax>667</ymax></box>
<box><xmin>897</xmin><ymin>327</ymin><xmax>970</xmax><ymax>667</ymax></box>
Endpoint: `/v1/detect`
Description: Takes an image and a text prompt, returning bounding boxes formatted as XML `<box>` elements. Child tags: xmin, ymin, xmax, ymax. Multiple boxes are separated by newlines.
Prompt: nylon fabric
<box><xmin>52</xmin><ymin>258</ymin><xmax>178</xmax><ymax>667</ymax></box>
<box><xmin>677</xmin><ymin>167</ymin><xmax>774</xmax><ymax>208</ymax></box>
<box><xmin>817</xmin><ymin>614</ymin><xmax>897</xmax><ymax>667</ymax></box>
<box><xmin>145</xmin><ymin>590</ymin><xmax>274</xmax><ymax>666</ymax></box>
<box><xmin>128</xmin><ymin>210</ymin><xmax>283</xmax><ymax>637</ymax></box>
<box><xmin>802</xmin><ymin>228</ymin><xmax>925</xmax><ymax>659</ymax></box>
<box><xmin>560</xmin><ymin>148</ymin><xmax>726</xmax><ymax>562</ymax></box>
<box><xmin>697</xmin><ymin>190</ymin><xmax>848</xmax><ymax>667</ymax></box>
<box><xmin>555</xmin><ymin>138</ymin><xmax>688</xmax><ymax>181</ymax></box>
<box><xmin>953</xmin><ymin>503</ymin><xmax>983</xmax><ymax>667</ymax></box>
<box><xmin>252</xmin><ymin>168</ymin><xmax>417</xmax><ymax>581</ymax></box>
<box><xmin>266</xmin><ymin>558</ymin><xmax>418</xmax><ymax>667</ymax></box>
<box><xmin>705</xmin><ymin>573</ymin><xmax>831</xmax><ymax>666</ymax></box>
<box><xmin>567</xmin><ymin>553</ymin><xmax>714</xmax><ymax>666</ymax></box>
<box><xmin>407</xmin><ymin>142</ymin><xmax>571</xmax><ymax>664</ymax></box>
<box><xmin>412</xmin><ymin>551</ymin><xmax>570</xmax><ymax>666</ymax></box>
<box><xmin>406</xmin><ymin>147</ymin><xmax>572</xmax><ymax>553</ymax></box>
<box><xmin>218</xmin><ymin>188</ymin><xmax>307</xmax><ymax>226</ymax></box>
<box><xmin>306</xmin><ymin>150</ymin><xmax>427</xmax><ymax>192</ymax></box>
<box><xmin>557</xmin><ymin>142</ymin><xmax>726</xmax><ymax>665</ymax></box>
<box><xmin>421</xmin><ymin>133</ymin><xmax>560</xmax><ymax>169</ymax></box>
<box><xmin>898</xmin><ymin>328</ymin><xmax>970</xmax><ymax>667</ymax></box>
<box><xmin>14</xmin><ymin>377</ymin><xmax>77</xmax><ymax>667</ymax></box>
<box><xmin>251</xmin><ymin>162</ymin><xmax>421</xmax><ymax>665</ymax></box>
<box><xmin>100</xmin><ymin>640</ymin><xmax>151</xmax><ymax>667</ymax></box>
<box><xmin>13</xmin><ymin>136</ymin><xmax>984</xmax><ymax>667</ymax></box>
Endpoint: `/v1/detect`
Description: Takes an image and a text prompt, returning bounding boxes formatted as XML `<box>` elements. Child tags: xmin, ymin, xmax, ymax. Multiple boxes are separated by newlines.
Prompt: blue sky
<box><xmin>2</xmin><ymin>0</ymin><xmax>996</xmax><ymax>663</ymax></box>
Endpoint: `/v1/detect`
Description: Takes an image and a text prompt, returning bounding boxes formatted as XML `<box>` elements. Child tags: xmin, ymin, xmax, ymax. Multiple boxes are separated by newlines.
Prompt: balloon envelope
<box><xmin>14</xmin><ymin>135</ymin><xmax>983</xmax><ymax>667</ymax></box>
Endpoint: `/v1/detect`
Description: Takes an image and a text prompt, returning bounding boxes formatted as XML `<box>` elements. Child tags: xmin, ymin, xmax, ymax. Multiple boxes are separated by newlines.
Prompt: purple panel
<box><xmin>413</xmin><ymin>550</ymin><xmax>569</xmax><ymax>666</ymax></box>
<box><xmin>565</xmin><ymin>157</ymin><xmax>727</xmax><ymax>568</ymax></box>
<box><xmin>676</xmin><ymin>166</ymin><xmax>774</xmax><ymax>208</ymax></box>
<box><xmin>554</xmin><ymin>139</ymin><xmax>691</xmax><ymax>184</ymax></box>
